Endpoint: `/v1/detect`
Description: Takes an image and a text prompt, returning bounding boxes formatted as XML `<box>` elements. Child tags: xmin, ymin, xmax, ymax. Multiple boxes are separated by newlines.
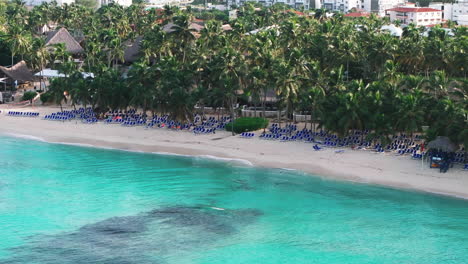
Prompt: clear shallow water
<box><xmin>0</xmin><ymin>136</ymin><xmax>467</xmax><ymax>264</ymax></box>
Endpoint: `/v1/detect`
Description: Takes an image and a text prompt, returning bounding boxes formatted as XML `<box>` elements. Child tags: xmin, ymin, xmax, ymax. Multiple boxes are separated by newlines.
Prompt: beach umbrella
<box><xmin>427</xmin><ymin>136</ymin><xmax>458</xmax><ymax>152</ymax></box>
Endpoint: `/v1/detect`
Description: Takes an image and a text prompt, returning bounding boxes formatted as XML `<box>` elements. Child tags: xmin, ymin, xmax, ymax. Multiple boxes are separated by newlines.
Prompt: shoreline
<box><xmin>1</xmin><ymin>106</ymin><xmax>467</xmax><ymax>200</ymax></box>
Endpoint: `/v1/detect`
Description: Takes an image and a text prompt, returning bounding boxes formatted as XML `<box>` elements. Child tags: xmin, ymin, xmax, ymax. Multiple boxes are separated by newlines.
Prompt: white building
<box><xmin>226</xmin><ymin>0</ymin><xmax>309</xmax><ymax>10</ymax></box>
<box><xmin>362</xmin><ymin>0</ymin><xmax>405</xmax><ymax>16</ymax></box>
<box><xmin>26</xmin><ymin>0</ymin><xmax>75</xmax><ymax>6</ymax></box>
<box><xmin>386</xmin><ymin>3</ymin><xmax>443</xmax><ymax>26</ymax></box>
<box><xmin>429</xmin><ymin>0</ymin><xmax>468</xmax><ymax>25</ymax></box>
<box><xmin>322</xmin><ymin>0</ymin><xmax>362</xmax><ymax>12</ymax></box>
<box><xmin>145</xmin><ymin>0</ymin><xmax>193</xmax><ymax>8</ymax></box>
<box><xmin>98</xmin><ymin>0</ymin><xmax>132</xmax><ymax>7</ymax></box>
<box><xmin>321</xmin><ymin>0</ymin><xmax>404</xmax><ymax>15</ymax></box>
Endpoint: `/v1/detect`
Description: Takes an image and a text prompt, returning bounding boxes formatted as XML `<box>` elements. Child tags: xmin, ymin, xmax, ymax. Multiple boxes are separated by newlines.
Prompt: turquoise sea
<box><xmin>0</xmin><ymin>135</ymin><xmax>467</xmax><ymax>264</ymax></box>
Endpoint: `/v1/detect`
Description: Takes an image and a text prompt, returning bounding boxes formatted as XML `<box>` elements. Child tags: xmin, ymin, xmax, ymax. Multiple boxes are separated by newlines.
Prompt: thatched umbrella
<box><xmin>427</xmin><ymin>136</ymin><xmax>458</xmax><ymax>152</ymax></box>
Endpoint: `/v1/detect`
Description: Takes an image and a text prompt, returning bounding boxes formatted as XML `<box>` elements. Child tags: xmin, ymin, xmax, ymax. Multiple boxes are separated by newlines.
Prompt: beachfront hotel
<box><xmin>385</xmin><ymin>3</ymin><xmax>443</xmax><ymax>26</ymax></box>
<box><xmin>145</xmin><ymin>0</ymin><xmax>194</xmax><ymax>8</ymax></box>
<box><xmin>25</xmin><ymin>0</ymin><xmax>132</xmax><ymax>7</ymax></box>
<box><xmin>25</xmin><ymin>0</ymin><xmax>75</xmax><ymax>5</ymax></box>
<box><xmin>429</xmin><ymin>0</ymin><xmax>468</xmax><ymax>25</ymax></box>
<box><xmin>227</xmin><ymin>0</ymin><xmax>310</xmax><ymax>10</ymax></box>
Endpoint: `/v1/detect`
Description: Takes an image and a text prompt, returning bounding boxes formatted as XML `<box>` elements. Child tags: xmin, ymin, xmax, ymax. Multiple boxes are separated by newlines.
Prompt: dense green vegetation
<box><xmin>0</xmin><ymin>1</ymin><xmax>466</xmax><ymax>146</ymax></box>
<box><xmin>22</xmin><ymin>91</ymin><xmax>37</xmax><ymax>102</ymax></box>
<box><xmin>226</xmin><ymin>117</ymin><xmax>269</xmax><ymax>133</ymax></box>
<box><xmin>40</xmin><ymin>91</ymin><xmax>52</xmax><ymax>104</ymax></box>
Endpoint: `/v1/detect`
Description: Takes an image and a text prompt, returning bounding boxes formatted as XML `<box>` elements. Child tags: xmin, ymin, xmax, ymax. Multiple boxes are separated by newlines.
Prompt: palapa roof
<box><xmin>0</xmin><ymin>61</ymin><xmax>35</xmax><ymax>82</ymax></box>
<box><xmin>45</xmin><ymin>28</ymin><xmax>84</xmax><ymax>54</ymax></box>
<box><xmin>162</xmin><ymin>22</ymin><xmax>204</xmax><ymax>33</ymax></box>
<box><xmin>427</xmin><ymin>136</ymin><xmax>458</xmax><ymax>152</ymax></box>
<box><xmin>123</xmin><ymin>36</ymin><xmax>143</xmax><ymax>63</ymax></box>
<box><xmin>222</xmin><ymin>24</ymin><xmax>233</xmax><ymax>31</ymax></box>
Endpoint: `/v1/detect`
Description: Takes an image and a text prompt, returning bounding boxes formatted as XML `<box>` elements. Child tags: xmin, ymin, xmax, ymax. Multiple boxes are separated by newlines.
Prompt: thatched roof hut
<box><xmin>123</xmin><ymin>36</ymin><xmax>143</xmax><ymax>63</ymax></box>
<box><xmin>162</xmin><ymin>22</ymin><xmax>204</xmax><ymax>35</ymax></box>
<box><xmin>45</xmin><ymin>28</ymin><xmax>84</xmax><ymax>54</ymax></box>
<box><xmin>427</xmin><ymin>136</ymin><xmax>458</xmax><ymax>152</ymax></box>
<box><xmin>0</xmin><ymin>61</ymin><xmax>35</xmax><ymax>83</ymax></box>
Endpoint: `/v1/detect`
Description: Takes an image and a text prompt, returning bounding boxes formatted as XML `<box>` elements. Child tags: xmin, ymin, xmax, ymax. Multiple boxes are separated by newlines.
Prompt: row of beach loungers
<box><xmin>7</xmin><ymin>111</ymin><xmax>39</xmax><ymax>117</ymax></box>
<box><xmin>41</xmin><ymin>109</ymin><xmax>232</xmax><ymax>135</ymax></box>
<box><xmin>253</xmin><ymin>123</ymin><xmax>466</xmax><ymax>167</ymax></box>
<box><xmin>5</xmin><ymin>109</ymin><xmax>467</xmax><ymax>168</ymax></box>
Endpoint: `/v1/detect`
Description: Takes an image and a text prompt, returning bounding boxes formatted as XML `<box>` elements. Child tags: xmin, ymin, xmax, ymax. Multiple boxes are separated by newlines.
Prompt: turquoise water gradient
<box><xmin>0</xmin><ymin>136</ymin><xmax>467</xmax><ymax>263</ymax></box>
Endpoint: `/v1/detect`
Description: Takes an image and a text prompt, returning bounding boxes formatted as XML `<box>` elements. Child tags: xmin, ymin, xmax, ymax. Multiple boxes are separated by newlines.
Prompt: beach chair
<box><xmin>313</xmin><ymin>145</ymin><xmax>322</xmax><ymax>151</ymax></box>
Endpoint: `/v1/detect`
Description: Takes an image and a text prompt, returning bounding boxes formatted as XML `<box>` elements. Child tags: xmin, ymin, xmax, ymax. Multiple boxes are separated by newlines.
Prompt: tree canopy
<box><xmin>0</xmin><ymin>1</ymin><xmax>466</xmax><ymax>147</ymax></box>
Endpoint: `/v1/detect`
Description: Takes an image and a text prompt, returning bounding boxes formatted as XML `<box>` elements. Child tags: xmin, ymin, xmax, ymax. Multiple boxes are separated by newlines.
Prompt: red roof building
<box><xmin>344</xmin><ymin>11</ymin><xmax>371</xmax><ymax>18</ymax></box>
<box><xmin>386</xmin><ymin>5</ymin><xmax>443</xmax><ymax>26</ymax></box>
<box><xmin>386</xmin><ymin>7</ymin><xmax>442</xmax><ymax>13</ymax></box>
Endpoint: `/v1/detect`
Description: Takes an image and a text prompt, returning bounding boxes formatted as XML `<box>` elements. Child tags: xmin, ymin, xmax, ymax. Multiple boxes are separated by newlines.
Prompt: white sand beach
<box><xmin>1</xmin><ymin>105</ymin><xmax>467</xmax><ymax>199</ymax></box>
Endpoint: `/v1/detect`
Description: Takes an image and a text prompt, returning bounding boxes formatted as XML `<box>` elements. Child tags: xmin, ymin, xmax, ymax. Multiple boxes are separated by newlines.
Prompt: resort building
<box><xmin>321</xmin><ymin>0</ymin><xmax>404</xmax><ymax>16</ymax></box>
<box><xmin>363</xmin><ymin>0</ymin><xmax>406</xmax><ymax>16</ymax></box>
<box><xmin>385</xmin><ymin>3</ymin><xmax>443</xmax><ymax>26</ymax></box>
<box><xmin>322</xmin><ymin>0</ymin><xmax>363</xmax><ymax>12</ymax></box>
<box><xmin>45</xmin><ymin>28</ymin><xmax>84</xmax><ymax>55</ymax></box>
<box><xmin>0</xmin><ymin>61</ymin><xmax>35</xmax><ymax>89</ymax></box>
<box><xmin>145</xmin><ymin>0</ymin><xmax>193</xmax><ymax>8</ymax></box>
<box><xmin>226</xmin><ymin>0</ymin><xmax>309</xmax><ymax>10</ymax></box>
<box><xmin>429</xmin><ymin>0</ymin><xmax>468</xmax><ymax>25</ymax></box>
<box><xmin>98</xmin><ymin>0</ymin><xmax>133</xmax><ymax>7</ymax></box>
<box><xmin>25</xmin><ymin>0</ymin><xmax>74</xmax><ymax>6</ymax></box>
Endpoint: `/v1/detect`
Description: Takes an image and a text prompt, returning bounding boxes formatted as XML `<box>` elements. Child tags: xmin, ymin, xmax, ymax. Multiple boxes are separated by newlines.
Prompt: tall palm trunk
<box><xmin>277</xmin><ymin>104</ymin><xmax>281</xmax><ymax>128</ymax></box>
<box><xmin>310</xmin><ymin>107</ymin><xmax>314</xmax><ymax>131</ymax></box>
<box><xmin>254</xmin><ymin>99</ymin><xmax>257</xmax><ymax>118</ymax></box>
<box><xmin>230</xmin><ymin>96</ymin><xmax>235</xmax><ymax>136</ymax></box>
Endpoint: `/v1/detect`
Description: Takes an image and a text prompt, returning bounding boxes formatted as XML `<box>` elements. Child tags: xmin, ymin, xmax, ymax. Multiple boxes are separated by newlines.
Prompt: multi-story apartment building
<box><xmin>98</xmin><ymin>0</ymin><xmax>132</xmax><ymax>7</ymax></box>
<box><xmin>386</xmin><ymin>3</ymin><xmax>443</xmax><ymax>26</ymax></box>
<box><xmin>322</xmin><ymin>0</ymin><xmax>362</xmax><ymax>12</ymax></box>
<box><xmin>429</xmin><ymin>0</ymin><xmax>468</xmax><ymax>25</ymax></box>
<box><xmin>320</xmin><ymin>0</ymin><xmax>403</xmax><ymax>15</ymax></box>
<box><xmin>145</xmin><ymin>0</ymin><xmax>193</xmax><ymax>8</ymax></box>
<box><xmin>362</xmin><ymin>0</ymin><xmax>405</xmax><ymax>16</ymax></box>
<box><xmin>227</xmin><ymin>0</ymin><xmax>309</xmax><ymax>10</ymax></box>
<box><xmin>26</xmin><ymin>0</ymin><xmax>75</xmax><ymax>6</ymax></box>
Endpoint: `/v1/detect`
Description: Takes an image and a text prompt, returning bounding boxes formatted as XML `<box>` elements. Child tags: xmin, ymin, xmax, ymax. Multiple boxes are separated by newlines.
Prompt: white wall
<box><xmin>430</xmin><ymin>0</ymin><xmax>468</xmax><ymax>25</ymax></box>
<box><xmin>323</xmin><ymin>0</ymin><xmax>362</xmax><ymax>12</ymax></box>
<box><xmin>376</xmin><ymin>0</ymin><xmax>404</xmax><ymax>16</ymax></box>
<box><xmin>387</xmin><ymin>9</ymin><xmax>443</xmax><ymax>26</ymax></box>
<box><xmin>227</xmin><ymin>0</ymin><xmax>309</xmax><ymax>10</ymax></box>
<box><xmin>26</xmin><ymin>0</ymin><xmax>75</xmax><ymax>6</ymax></box>
<box><xmin>98</xmin><ymin>0</ymin><xmax>132</xmax><ymax>7</ymax></box>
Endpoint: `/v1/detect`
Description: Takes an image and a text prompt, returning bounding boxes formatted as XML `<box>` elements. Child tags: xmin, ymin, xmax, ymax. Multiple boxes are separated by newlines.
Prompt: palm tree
<box><xmin>29</xmin><ymin>38</ymin><xmax>50</xmax><ymax>71</ymax></box>
<box><xmin>169</xmin><ymin>14</ymin><xmax>197</xmax><ymax>63</ymax></box>
<box><xmin>6</xmin><ymin>25</ymin><xmax>32</xmax><ymax>65</ymax></box>
<box><xmin>213</xmin><ymin>47</ymin><xmax>244</xmax><ymax>134</ymax></box>
<box><xmin>48</xmin><ymin>78</ymin><xmax>67</xmax><ymax>112</ymax></box>
<box><xmin>394</xmin><ymin>90</ymin><xmax>426</xmax><ymax>136</ymax></box>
